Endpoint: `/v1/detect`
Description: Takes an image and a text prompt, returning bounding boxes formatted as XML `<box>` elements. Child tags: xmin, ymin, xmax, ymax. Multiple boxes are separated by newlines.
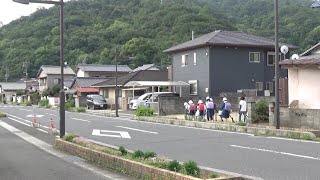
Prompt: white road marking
<box><xmin>9</xmin><ymin>114</ymin><xmax>32</xmax><ymax>124</ymax></box>
<box><xmin>116</xmin><ymin>126</ymin><xmax>158</xmax><ymax>134</ymax></box>
<box><xmin>71</xmin><ymin>118</ymin><xmax>91</xmax><ymax>123</ymax></box>
<box><xmin>80</xmin><ymin>113</ymin><xmax>254</xmax><ymax>137</ymax></box>
<box><xmin>231</xmin><ymin>145</ymin><xmax>320</xmax><ymax>161</ymax></box>
<box><xmin>37</xmin><ymin>128</ymin><xmax>48</xmax><ymax>133</ymax></box>
<box><xmin>92</xmin><ymin>129</ymin><xmax>131</xmax><ymax>139</ymax></box>
<box><xmin>26</xmin><ymin>114</ymin><xmax>44</xmax><ymax>118</ymax></box>
<box><xmin>8</xmin><ymin>117</ymin><xmax>31</xmax><ymax>127</ymax></box>
<box><xmin>18</xmin><ymin>108</ymin><xmax>32</xmax><ymax>112</ymax></box>
<box><xmin>267</xmin><ymin>136</ymin><xmax>320</xmax><ymax>144</ymax></box>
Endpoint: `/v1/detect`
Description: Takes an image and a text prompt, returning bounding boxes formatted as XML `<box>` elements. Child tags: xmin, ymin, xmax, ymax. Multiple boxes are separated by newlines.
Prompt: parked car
<box><xmin>86</xmin><ymin>94</ymin><xmax>107</xmax><ymax>110</ymax></box>
<box><xmin>129</xmin><ymin>92</ymin><xmax>179</xmax><ymax>110</ymax></box>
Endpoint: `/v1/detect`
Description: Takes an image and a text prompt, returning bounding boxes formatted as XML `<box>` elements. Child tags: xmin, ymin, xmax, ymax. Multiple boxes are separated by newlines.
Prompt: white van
<box><xmin>129</xmin><ymin>92</ymin><xmax>178</xmax><ymax>110</ymax></box>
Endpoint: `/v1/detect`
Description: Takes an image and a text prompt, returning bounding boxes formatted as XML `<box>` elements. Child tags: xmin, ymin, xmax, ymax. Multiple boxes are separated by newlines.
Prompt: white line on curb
<box><xmin>116</xmin><ymin>126</ymin><xmax>158</xmax><ymax>134</ymax></box>
<box><xmin>71</xmin><ymin>118</ymin><xmax>91</xmax><ymax>122</ymax></box>
<box><xmin>267</xmin><ymin>136</ymin><xmax>320</xmax><ymax>144</ymax></box>
<box><xmin>230</xmin><ymin>144</ymin><xmax>320</xmax><ymax>161</ymax></box>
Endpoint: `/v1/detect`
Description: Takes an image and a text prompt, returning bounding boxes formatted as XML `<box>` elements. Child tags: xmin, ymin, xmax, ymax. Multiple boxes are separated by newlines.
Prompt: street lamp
<box><xmin>274</xmin><ymin>0</ymin><xmax>280</xmax><ymax>129</ymax></box>
<box><xmin>13</xmin><ymin>0</ymin><xmax>66</xmax><ymax>138</ymax></box>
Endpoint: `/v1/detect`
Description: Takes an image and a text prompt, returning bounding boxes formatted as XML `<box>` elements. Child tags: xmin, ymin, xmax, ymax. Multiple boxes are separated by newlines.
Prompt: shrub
<box><xmin>30</xmin><ymin>92</ymin><xmax>41</xmax><ymax>105</ymax></box>
<box><xmin>119</xmin><ymin>146</ymin><xmax>128</xmax><ymax>156</ymax></box>
<box><xmin>252</xmin><ymin>100</ymin><xmax>269</xmax><ymax>123</ymax></box>
<box><xmin>168</xmin><ymin>160</ymin><xmax>182</xmax><ymax>172</ymax></box>
<box><xmin>65</xmin><ymin>102</ymin><xmax>73</xmax><ymax>110</ymax></box>
<box><xmin>63</xmin><ymin>134</ymin><xmax>79</xmax><ymax>142</ymax></box>
<box><xmin>39</xmin><ymin>99</ymin><xmax>49</xmax><ymax>107</ymax></box>
<box><xmin>25</xmin><ymin>101</ymin><xmax>32</xmax><ymax>106</ymax></box>
<box><xmin>135</xmin><ymin>107</ymin><xmax>154</xmax><ymax>117</ymax></box>
<box><xmin>52</xmin><ymin>84</ymin><xmax>61</xmax><ymax>97</ymax></box>
<box><xmin>133</xmin><ymin>150</ymin><xmax>144</xmax><ymax>159</ymax></box>
<box><xmin>0</xmin><ymin>112</ymin><xmax>7</xmax><ymax>118</ymax></box>
<box><xmin>210</xmin><ymin>173</ymin><xmax>218</xmax><ymax>178</ymax></box>
<box><xmin>76</xmin><ymin>107</ymin><xmax>86</xmax><ymax>112</ymax></box>
<box><xmin>143</xmin><ymin>151</ymin><xmax>156</xmax><ymax>159</ymax></box>
<box><xmin>181</xmin><ymin>160</ymin><xmax>200</xmax><ymax>177</ymax></box>
<box><xmin>3</xmin><ymin>99</ymin><xmax>7</xmax><ymax>104</ymax></box>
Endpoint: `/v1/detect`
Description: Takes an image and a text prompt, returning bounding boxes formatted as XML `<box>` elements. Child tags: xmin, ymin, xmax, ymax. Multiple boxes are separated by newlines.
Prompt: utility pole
<box><xmin>115</xmin><ymin>49</ymin><xmax>119</xmax><ymax>117</ymax></box>
<box><xmin>5</xmin><ymin>66</ymin><xmax>8</xmax><ymax>82</ymax></box>
<box><xmin>274</xmin><ymin>0</ymin><xmax>280</xmax><ymax>129</ymax></box>
<box><xmin>23</xmin><ymin>62</ymin><xmax>28</xmax><ymax>92</ymax></box>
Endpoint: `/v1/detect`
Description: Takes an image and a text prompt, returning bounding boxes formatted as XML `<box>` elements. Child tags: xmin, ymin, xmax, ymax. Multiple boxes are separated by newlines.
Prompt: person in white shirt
<box><xmin>239</xmin><ymin>96</ymin><xmax>247</xmax><ymax>123</ymax></box>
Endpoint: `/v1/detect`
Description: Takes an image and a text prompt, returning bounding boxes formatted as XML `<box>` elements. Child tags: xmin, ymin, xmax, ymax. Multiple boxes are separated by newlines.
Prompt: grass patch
<box><xmin>287</xmin><ymin>132</ymin><xmax>301</xmax><ymax>139</ymax></box>
<box><xmin>303</xmin><ymin>133</ymin><xmax>312</xmax><ymax>140</ymax></box>
<box><xmin>315</xmin><ymin>137</ymin><xmax>320</xmax><ymax>142</ymax></box>
<box><xmin>236</xmin><ymin>122</ymin><xmax>247</xmax><ymax>126</ymax></box>
<box><xmin>75</xmin><ymin>107</ymin><xmax>86</xmax><ymax>112</ymax></box>
<box><xmin>63</xmin><ymin>134</ymin><xmax>79</xmax><ymax>142</ymax></box>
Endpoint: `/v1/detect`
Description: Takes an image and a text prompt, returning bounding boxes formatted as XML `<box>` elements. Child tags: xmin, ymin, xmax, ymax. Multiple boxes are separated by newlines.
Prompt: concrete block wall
<box><xmin>158</xmin><ymin>96</ymin><xmax>240</xmax><ymax>116</ymax></box>
<box><xmin>275</xmin><ymin>107</ymin><xmax>320</xmax><ymax>130</ymax></box>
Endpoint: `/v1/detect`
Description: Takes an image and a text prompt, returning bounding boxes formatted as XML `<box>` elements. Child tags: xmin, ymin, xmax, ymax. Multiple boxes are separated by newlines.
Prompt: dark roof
<box><xmin>70</xmin><ymin>77</ymin><xmax>108</xmax><ymax>88</ymax></box>
<box><xmin>300</xmin><ymin>42</ymin><xmax>320</xmax><ymax>56</ymax></box>
<box><xmin>280</xmin><ymin>54</ymin><xmax>320</xmax><ymax>66</ymax></box>
<box><xmin>164</xmin><ymin>30</ymin><xmax>297</xmax><ymax>53</ymax></box>
<box><xmin>92</xmin><ymin>70</ymin><xmax>168</xmax><ymax>87</ymax></box>
<box><xmin>37</xmin><ymin>65</ymin><xmax>75</xmax><ymax>77</ymax></box>
<box><xmin>132</xmin><ymin>64</ymin><xmax>159</xmax><ymax>72</ymax></box>
<box><xmin>0</xmin><ymin>82</ymin><xmax>26</xmax><ymax>90</ymax></box>
<box><xmin>77</xmin><ymin>64</ymin><xmax>132</xmax><ymax>73</ymax></box>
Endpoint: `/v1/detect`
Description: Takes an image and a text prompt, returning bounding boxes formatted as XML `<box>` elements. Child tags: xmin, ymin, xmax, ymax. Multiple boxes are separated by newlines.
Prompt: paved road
<box><xmin>2</xmin><ymin>105</ymin><xmax>320</xmax><ymax>180</ymax></box>
<box><xmin>0</xmin><ymin>119</ymin><xmax>112</xmax><ymax>180</ymax></box>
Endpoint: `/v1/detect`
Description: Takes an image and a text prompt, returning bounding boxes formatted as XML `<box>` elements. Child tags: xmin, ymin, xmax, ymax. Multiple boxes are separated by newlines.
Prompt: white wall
<box><xmin>288</xmin><ymin>67</ymin><xmax>320</xmax><ymax>109</ymax></box>
<box><xmin>77</xmin><ymin>70</ymin><xmax>89</xmax><ymax>77</ymax></box>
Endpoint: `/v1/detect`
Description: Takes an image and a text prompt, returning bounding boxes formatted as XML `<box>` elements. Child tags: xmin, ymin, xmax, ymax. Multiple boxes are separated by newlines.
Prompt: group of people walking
<box><xmin>184</xmin><ymin>96</ymin><xmax>247</xmax><ymax>123</ymax></box>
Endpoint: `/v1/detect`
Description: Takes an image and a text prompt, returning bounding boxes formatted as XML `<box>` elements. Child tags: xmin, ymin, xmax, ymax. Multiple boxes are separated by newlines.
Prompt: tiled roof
<box><xmin>164</xmin><ymin>30</ymin><xmax>297</xmax><ymax>53</ymax></box>
<box><xmin>73</xmin><ymin>77</ymin><xmax>108</xmax><ymax>88</ymax></box>
<box><xmin>37</xmin><ymin>65</ymin><xmax>75</xmax><ymax>77</ymax></box>
<box><xmin>92</xmin><ymin>70</ymin><xmax>168</xmax><ymax>87</ymax></box>
<box><xmin>77</xmin><ymin>64</ymin><xmax>132</xmax><ymax>72</ymax></box>
<box><xmin>0</xmin><ymin>82</ymin><xmax>26</xmax><ymax>90</ymax></box>
<box><xmin>280</xmin><ymin>54</ymin><xmax>320</xmax><ymax>66</ymax></box>
<box><xmin>132</xmin><ymin>64</ymin><xmax>159</xmax><ymax>72</ymax></box>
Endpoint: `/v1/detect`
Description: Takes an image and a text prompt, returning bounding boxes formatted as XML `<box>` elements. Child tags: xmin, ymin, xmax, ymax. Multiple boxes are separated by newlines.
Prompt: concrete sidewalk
<box><xmin>0</xmin><ymin>119</ymin><xmax>132</xmax><ymax>180</ymax></box>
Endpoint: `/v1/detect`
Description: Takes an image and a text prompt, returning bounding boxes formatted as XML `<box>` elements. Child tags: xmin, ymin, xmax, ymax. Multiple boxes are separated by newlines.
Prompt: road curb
<box><xmin>55</xmin><ymin>138</ymin><xmax>252</xmax><ymax>180</ymax></box>
<box><xmin>133</xmin><ymin>116</ymin><xmax>317</xmax><ymax>140</ymax></box>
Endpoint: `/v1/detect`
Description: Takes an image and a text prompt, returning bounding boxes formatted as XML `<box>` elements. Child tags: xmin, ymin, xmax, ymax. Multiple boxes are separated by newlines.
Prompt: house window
<box><xmin>255</xmin><ymin>82</ymin><xmax>263</xmax><ymax>91</ymax></box>
<box><xmin>182</xmin><ymin>54</ymin><xmax>188</xmax><ymax>66</ymax></box>
<box><xmin>194</xmin><ymin>53</ymin><xmax>197</xmax><ymax>65</ymax></box>
<box><xmin>53</xmin><ymin>78</ymin><xmax>61</xmax><ymax>85</ymax></box>
<box><xmin>189</xmin><ymin>80</ymin><xmax>198</xmax><ymax>95</ymax></box>
<box><xmin>118</xmin><ymin>89</ymin><xmax>122</xmax><ymax>97</ymax></box>
<box><xmin>266</xmin><ymin>82</ymin><xmax>273</xmax><ymax>92</ymax></box>
<box><xmin>249</xmin><ymin>52</ymin><xmax>260</xmax><ymax>63</ymax></box>
<box><xmin>103</xmin><ymin>89</ymin><xmax>109</xmax><ymax>98</ymax></box>
<box><xmin>267</xmin><ymin>52</ymin><xmax>281</xmax><ymax>66</ymax></box>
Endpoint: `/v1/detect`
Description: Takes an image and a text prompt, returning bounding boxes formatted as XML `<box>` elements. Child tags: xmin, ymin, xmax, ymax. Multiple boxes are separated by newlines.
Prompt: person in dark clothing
<box><xmin>220</xmin><ymin>97</ymin><xmax>234</xmax><ymax>122</ymax></box>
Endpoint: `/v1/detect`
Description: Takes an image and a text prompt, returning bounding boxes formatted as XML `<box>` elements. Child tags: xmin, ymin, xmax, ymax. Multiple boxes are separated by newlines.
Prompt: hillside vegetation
<box><xmin>0</xmin><ymin>0</ymin><xmax>319</xmax><ymax>80</ymax></box>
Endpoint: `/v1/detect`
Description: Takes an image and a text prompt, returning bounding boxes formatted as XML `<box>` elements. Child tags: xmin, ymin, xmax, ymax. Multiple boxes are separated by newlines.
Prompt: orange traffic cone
<box><xmin>50</xmin><ymin>118</ymin><xmax>55</xmax><ymax>129</ymax></box>
<box><xmin>48</xmin><ymin>118</ymin><xmax>58</xmax><ymax>136</ymax></box>
<box><xmin>32</xmin><ymin>115</ymin><xmax>38</xmax><ymax>128</ymax></box>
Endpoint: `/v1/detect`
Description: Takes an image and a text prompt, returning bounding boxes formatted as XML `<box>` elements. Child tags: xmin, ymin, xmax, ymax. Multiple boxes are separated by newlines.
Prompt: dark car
<box><xmin>86</xmin><ymin>94</ymin><xmax>107</xmax><ymax>110</ymax></box>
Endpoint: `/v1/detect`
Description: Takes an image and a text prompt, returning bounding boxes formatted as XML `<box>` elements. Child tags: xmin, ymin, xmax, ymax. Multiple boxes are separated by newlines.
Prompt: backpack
<box><xmin>189</xmin><ymin>103</ymin><xmax>195</xmax><ymax>110</ymax></box>
<box><xmin>198</xmin><ymin>104</ymin><xmax>205</xmax><ymax>111</ymax></box>
<box><xmin>224</xmin><ymin>102</ymin><xmax>231</xmax><ymax>111</ymax></box>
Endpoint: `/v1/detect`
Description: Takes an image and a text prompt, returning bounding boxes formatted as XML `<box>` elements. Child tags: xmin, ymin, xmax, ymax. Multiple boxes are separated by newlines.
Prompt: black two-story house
<box><xmin>164</xmin><ymin>30</ymin><xmax>296</xmax><ymax>98</ymax></box>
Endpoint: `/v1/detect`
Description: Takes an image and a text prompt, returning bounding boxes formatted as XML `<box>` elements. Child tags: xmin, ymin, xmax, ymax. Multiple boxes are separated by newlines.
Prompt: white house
<box><xmin>280</xmin><ymin>43</ymin><xmax>320</xmax><ymax>109</ymax></box>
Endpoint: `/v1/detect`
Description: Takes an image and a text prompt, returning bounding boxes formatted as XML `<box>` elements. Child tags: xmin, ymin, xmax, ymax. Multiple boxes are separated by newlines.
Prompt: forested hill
<box><xmin>0</xmin><ymin>0</ymin><xmax>319</xmax><ymax>80</ymax></box>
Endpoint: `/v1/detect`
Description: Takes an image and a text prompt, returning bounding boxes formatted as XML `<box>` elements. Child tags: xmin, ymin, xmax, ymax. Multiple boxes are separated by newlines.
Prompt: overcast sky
<box><xmin>0</xmin><ymin>0</ymin><xmax>54</xmax><ymax>25</ymax></box>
